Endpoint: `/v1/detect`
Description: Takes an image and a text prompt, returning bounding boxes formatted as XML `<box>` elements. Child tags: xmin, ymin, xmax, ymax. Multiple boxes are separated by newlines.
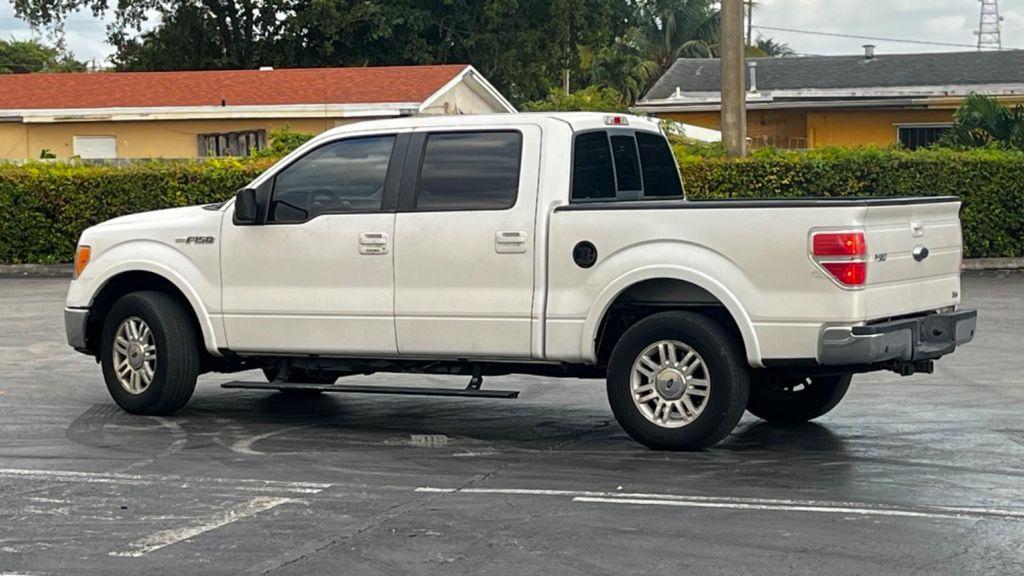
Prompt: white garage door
<box><xmin>72</xmin><ymin>136</ymin><xmax>118</xmax><ymax>159</ymax></box>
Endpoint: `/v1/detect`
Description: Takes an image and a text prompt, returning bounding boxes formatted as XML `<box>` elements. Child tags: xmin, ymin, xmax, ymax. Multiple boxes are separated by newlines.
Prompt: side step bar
<box><xmin>221</xmin><ymin>381</ymin><xmax>520</xmax><ymax>399</ymax></box>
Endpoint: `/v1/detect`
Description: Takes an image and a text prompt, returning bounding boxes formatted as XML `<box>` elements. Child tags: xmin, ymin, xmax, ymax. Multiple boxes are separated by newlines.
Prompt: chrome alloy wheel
<box><xmin>630</xmin><ymin>340</ymin><xmax>711</xmax><ymax>428</ymax></box>
<box><xmin>112</xmin><ymin>316</ymin><xmax>157</xmax><ymax>395</ymax></box>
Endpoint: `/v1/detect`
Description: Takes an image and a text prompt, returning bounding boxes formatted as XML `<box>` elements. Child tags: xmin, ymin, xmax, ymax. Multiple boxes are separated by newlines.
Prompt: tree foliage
<box><xmin>520</xmin><ymin>85</ymin><xmax>628</xmax><ymax>112</ymax></box>
<box><xmin>938</xmin><ymin>94</ymin><xmax>1024</xmax><ymax>151</ymax></box>
<box><xmin>0</xmin><ymin>38</ymin><xmax>84</xmax><ymax>73</ymax></box>
<box><xmin>12</xmin><ymin>0</ymin><xmax>794</xmax><ymax>105</ymax></box>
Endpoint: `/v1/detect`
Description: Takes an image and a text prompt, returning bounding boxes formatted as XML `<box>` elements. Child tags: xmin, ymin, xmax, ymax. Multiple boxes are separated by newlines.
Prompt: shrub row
<box><xmin>0</xmin><ymin>147</ymin><xmax>1021</xmax><ymax>263</ymax></box>
<box><xmin>0</xmin><ymin>159</ymin><xmax>270</xmax><ymax>264</ymax></box>
<box><xmin>677</xmin><ymin>147</ymin><xmax>1024</xmax><ymax>259</ymax></box>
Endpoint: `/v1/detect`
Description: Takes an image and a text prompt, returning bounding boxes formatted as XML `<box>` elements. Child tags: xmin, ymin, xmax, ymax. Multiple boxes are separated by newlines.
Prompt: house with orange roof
<box><xmin>0</xmin><ymin>65</ymin><xmax>515</xmax><ymax>160</ymax></box>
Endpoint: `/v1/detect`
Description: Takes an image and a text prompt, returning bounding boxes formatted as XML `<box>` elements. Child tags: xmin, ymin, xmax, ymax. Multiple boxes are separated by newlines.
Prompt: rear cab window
<box><xmin>571</xmin><ymin>129</ymin><xmax>683</xmax><ymax>203</ymax></box>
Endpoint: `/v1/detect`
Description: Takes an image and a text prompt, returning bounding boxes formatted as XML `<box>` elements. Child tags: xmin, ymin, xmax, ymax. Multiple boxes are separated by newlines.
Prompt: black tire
<box><xmin>746</xmin><ymin>373</ymin><xmax>852</xmax><ymax>425</ymax></box>
<box><xmin>606</xmin><ymin>311</ymin><xmax>750</xmax><ymax>451</ymax></box>
<box><xmin>100</xmin><ymin>291</ymin><xmax>199</xmax><ymax>415</ymax></box>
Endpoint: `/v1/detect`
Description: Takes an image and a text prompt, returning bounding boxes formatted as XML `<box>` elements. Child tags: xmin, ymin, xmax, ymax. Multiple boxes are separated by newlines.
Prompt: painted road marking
<box><xmin>416</xmin><ymin>487</ymin><xmax>1024</xmax><ymax>522</ymax></box>
<box><xmin>109</xmin><ymin>497</ymin><xmax>295</xmax><ymax>557</ymax></box>
<box><xmin>0</xmin><ymin>468</ymin><xmax>330</xmax><ymax>494</ymax></box>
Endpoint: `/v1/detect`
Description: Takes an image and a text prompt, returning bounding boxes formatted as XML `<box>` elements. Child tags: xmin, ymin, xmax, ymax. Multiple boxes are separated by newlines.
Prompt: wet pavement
<box><xmin>0</xmin><ymin>273</ymin><xmax>1022</xmax><ymax>575</ymax></box>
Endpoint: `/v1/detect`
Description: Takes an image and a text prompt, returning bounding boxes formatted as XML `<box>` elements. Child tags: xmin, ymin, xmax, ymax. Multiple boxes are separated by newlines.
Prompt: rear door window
<box><xmin>414</xmin><ymin>131</ymin><xmax>522</xmax><ymax>211</ymax></box>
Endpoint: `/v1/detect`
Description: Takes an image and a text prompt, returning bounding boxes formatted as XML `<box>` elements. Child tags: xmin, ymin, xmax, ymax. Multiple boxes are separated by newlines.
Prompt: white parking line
<box><xmin>0</xmin><ymin>468</ymin><xmax>330</xmax><ymax>494</ymax></box>
<box><xmin>109</xmin><ymin>497</ymin><xmax>295</xmax><ymax>557</ymax></box>
<box><xmin>416</xmin><ymin>486</ymin><xmax>1024</xmax><ymax>522</ymax></box>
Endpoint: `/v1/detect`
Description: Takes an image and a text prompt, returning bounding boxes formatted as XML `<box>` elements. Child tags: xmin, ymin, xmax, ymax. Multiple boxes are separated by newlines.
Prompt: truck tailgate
<box><xmin>863</xmin><ymin>200</ymin><xmax>962</xmax><ymax>319</ymax></box>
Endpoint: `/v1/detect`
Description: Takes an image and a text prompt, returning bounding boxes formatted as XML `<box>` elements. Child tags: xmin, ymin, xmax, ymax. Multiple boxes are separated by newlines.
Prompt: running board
<box><xmin>221</xmin><ymin>381</ymin><xmax>520</xmax><ymax>399</ymax></box>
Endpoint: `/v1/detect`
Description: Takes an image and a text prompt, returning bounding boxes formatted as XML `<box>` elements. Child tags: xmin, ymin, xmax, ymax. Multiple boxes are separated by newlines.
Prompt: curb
<box><xmin>961</xmin><ymin>257</ymin><xmax>1024</xmax><ymax>271</ymax></box>
<box><xmin>0</xmin><ymin>263</ymin><xmax>74</xmax><ymax>278</ymax></box>
<box><xmin>1</xmin><ymin>258</ymin><xmax>1022</xmax><ymax>278</ymax></box>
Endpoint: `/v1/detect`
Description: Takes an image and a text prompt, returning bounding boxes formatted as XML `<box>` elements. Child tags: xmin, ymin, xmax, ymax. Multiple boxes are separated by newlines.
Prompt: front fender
<box><xmin>67</xmin><ymin>239</ymin><xmax>223</xmax><ymax>355</ymax></box>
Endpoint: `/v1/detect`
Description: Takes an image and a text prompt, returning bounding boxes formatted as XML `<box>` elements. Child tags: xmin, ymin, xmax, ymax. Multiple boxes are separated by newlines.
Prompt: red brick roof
<box><xmin>0</xmin><ymin>65</ymin><xmax>469</xmax><ymax>110</ymax></box>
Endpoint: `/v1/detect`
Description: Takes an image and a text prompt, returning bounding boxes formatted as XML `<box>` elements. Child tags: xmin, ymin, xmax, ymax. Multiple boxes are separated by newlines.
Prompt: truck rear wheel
<box><xmin>606</xmin><ymin>311</ymin><xmax>749</xmax><ymax>451</ymax></box>
<box><xmin>100</xmin><ymin>291</ymin><xmax>199</xmax><ymax>415</ymax></box>
<box><xmin>746</xmin><ymin>373</ymin><xmax>852</xmax><ymax>424</ymax></box>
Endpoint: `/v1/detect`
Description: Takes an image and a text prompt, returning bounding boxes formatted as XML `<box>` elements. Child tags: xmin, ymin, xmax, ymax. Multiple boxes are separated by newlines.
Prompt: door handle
<box><xmin>359</xmin><ymin>232</ymin><xmax>389</xmax><ymax>255</ymax></box>
<box><xmin>495</xmin><ymin>231</ymin><xmax>527</xmax><ymax>254</ymax></box>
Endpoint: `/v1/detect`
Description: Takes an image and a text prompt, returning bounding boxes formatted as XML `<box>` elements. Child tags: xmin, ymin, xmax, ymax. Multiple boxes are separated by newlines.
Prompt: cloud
<box><xmin>1</xmin><ymin>0</ymin><xmax>115</xmax><ymax>63</ymax></box>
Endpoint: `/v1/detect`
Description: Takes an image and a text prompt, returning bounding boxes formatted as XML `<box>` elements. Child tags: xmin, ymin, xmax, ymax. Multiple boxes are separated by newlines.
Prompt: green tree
<box><xmin>0</xmin><ymin>38</ymin><xmax>84</xmax><ymax>73</ymax></box>
<box><xmin>520</xmin><ymin>85</ymin><xmax>628</xmax><ymax>112</ymax></box>
<box><xmin>751</xmin><ymin>35</ymin><xmax>795</xmax><ymax>57</ymax></box>
<box><xmin>938</xmin><ymin>93</ymin><xmax>1024</xmax><ymax>150</ymax></box>
<box><xmin>588</xmin><ymin>42</ymin><xmax>659</xmax><ymax>103</ymax></box>
<box><xmin>636</xmin><ymin>0</ymin><xmax>720</xmax><ymax>76</ymax></box>
<box><xmin>15</xmin><ymin>0</ymin><xmax>636</xmax><ymax>104</ymax></box>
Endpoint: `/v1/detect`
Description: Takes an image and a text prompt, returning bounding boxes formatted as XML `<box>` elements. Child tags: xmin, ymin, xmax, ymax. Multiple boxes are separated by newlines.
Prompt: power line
<box><xmin>753</xmin><ymin>24</ymin><xmax>1018</xmax><ymax>50</ymax></box>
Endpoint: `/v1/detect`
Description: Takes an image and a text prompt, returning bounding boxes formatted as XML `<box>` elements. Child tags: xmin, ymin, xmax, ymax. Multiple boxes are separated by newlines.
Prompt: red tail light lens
<box><xmin>821</xmin><ymin>261</ymin><xmax>867</xmax><ymax>286</ymax></box>
<box><xmin>813</xmin><ymin>232</ymin><xmax>866</xmax><ymax>257</ymax></box>
<box><xmin>811</xmin><ymin>231</ymin><xmax>867</xmax><ymax>287</ymax></box>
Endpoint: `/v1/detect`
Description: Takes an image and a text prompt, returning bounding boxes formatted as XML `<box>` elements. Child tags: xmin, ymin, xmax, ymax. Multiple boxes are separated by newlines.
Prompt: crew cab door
<box><xmin>220</xmin><ymin>131</ymin><xmax>408</xmax><ymax>354</ymax></box>
<box><xmin>393</xmin><ymin>125</ymin><xmax>541</xmax><ymax>358</ymax></box>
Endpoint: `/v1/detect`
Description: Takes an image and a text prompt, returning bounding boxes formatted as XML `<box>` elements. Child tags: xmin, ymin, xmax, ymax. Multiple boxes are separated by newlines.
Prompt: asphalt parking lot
<box><xmin>1</xmin><ymin>273</ymin><xmax>1022</xmax><ymax>575</ymax></box>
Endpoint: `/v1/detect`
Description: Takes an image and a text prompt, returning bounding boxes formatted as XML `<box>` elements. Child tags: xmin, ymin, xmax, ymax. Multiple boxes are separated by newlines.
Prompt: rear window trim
<box><xmin>568</xmin><ymin>128</ymin><xmax>685</xmax><ymax>204</ymax></box>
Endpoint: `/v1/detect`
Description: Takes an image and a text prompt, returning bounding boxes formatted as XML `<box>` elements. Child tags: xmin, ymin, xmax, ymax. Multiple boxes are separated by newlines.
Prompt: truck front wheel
<box><xmin>100</xmin><ymin>291</ymin><xmax>200</xmax><ymax>415</ymax></box>
<box><xmin>746</xmin><ymin>373</ymin><xmax>852</xmax><ymax>425</ymax></box>
<box><xmin>606</xmin><ymin>311</ymin><xmax>750</xmax><ymax>450</ymax></box>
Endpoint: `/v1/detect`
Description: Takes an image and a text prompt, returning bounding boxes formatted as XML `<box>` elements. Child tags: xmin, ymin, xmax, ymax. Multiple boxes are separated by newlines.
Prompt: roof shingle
<box><xmin>643</xmin><ymin>51</ymin><xmax>1024</xmax><ymax>100</ymax></box>
<box><xmin>0</xmin><ymin>65</ymin><xmax>468</xmax><ymax>110</ymax></box>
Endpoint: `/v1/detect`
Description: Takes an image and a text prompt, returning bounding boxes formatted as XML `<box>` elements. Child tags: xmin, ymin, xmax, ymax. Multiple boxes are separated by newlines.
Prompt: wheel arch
<box><xmin>84</xmin><ymin>267</ymin><xmax>218</xmax><ymax>357</ymax></box>
<box><xmin>585</xmin><ymin>267</ymin><xmax>762</xmax><ymax>367</ymax></box>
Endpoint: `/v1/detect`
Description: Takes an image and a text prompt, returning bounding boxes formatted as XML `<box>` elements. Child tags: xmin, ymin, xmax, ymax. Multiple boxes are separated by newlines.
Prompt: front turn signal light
<box><xmin>74</xmin><ymin>245</ymin><xmax>91</xmax><ymax>279</ymax></box>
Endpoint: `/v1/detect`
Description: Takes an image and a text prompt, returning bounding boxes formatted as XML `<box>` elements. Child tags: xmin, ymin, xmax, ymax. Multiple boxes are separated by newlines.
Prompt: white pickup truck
<box><xmin>65</xmin><ymin>112</ymin><xmax>976</xmax><ymax>450</ymax></box>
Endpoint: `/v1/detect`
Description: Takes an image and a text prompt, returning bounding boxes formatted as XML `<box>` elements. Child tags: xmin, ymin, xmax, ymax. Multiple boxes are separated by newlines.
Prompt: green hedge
<box><xmin>677</xmin><ymin>147</ymin><xmax>1024</xmax><ymax>259</ymax></box>
<box><xmin>1</xmin><ymin>147</ymin><xmax>1022</xmax><ymax>263</ymax></box>
<box><xmin>0</xmin><ymin>159</ymin><xmax>270</xmax><ymax>264</ymax></box>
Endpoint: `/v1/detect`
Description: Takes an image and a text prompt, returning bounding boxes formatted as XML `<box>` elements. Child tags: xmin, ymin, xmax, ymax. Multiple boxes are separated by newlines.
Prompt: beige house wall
<box><xmin>0</xmin><ymin>118</ymin><xmax>361</xmax><ymax>161</ymax></box>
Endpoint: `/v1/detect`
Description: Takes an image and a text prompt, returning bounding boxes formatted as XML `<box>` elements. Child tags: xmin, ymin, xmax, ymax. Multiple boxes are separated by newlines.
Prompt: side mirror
<box><xmin>233</xmin><ymin>188</ymin><xmax>260</xmax><ymax>225</ymax></box>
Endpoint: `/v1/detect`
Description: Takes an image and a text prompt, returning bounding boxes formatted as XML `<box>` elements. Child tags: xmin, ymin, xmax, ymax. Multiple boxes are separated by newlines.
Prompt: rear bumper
<box><xmin>64</xmin><ymin>307</ymin><xmax>91</xmax><ymax>353</ymax></box>
<box><xmin>819</xmin><ymin>309</ymin><xmax>977</xmax><ymax>366</ymax></box>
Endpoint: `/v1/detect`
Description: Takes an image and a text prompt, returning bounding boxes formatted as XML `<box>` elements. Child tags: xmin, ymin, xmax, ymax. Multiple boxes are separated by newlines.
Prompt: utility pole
<box><xmin>721</xmin><ymin>0</ymin><xmax>747</xmax><ymax>158</ymax></box>
<box><xmin>745</xmin><ymin>0</ymin><xmax>754</xmax><ymax>47</ymax></box>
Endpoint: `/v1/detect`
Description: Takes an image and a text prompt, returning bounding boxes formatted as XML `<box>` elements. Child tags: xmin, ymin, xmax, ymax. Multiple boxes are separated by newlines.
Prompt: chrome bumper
<box><xmin>820</xmin><ymin>309</ymin><xmax>977</xmax><ymax>366</ymax></box>
<box><xmin>64</xmin><ymin>307</ymin><xmax>90</xmax><ymax>352</ymax></box>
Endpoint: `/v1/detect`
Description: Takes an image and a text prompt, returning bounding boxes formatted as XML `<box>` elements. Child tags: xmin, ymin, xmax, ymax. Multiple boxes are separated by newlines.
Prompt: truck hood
<box><xmin>91</xmin><ymin>205</ymin><xmax>216</xmax><ymax>232</ymax></box>
<box><xmin>79</xmin><ymin>204</ymin><xmax>226</xmax><ymax>257</ymax></box>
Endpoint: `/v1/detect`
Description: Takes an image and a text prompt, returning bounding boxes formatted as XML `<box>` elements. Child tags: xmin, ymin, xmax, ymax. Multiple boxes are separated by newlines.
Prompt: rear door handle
<box><xmin>359</xmin><ymin>232</ymin><xmax>389</xmax><ymax>255</ymax></box>
<box><xmin>495</xmin><ymin>231</ymin><xmax>527</xmax><ymax>254</ymax></box>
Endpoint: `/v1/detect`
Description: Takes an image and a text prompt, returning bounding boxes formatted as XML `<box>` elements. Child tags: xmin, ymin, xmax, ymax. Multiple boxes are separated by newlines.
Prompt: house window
<box><xmin>897</xmin><ymin>125</ymin><xmax>951</xmax><ymax>150</ymax></box>
<box><xmin>198</xmin><ymin>130</ymin><xmax>267</xmax><ymax>157</ymax></box>
<box><xmin>72</xmin><ymin>136</ymin><xmax>117</xmax><ymax>159</ymax></box>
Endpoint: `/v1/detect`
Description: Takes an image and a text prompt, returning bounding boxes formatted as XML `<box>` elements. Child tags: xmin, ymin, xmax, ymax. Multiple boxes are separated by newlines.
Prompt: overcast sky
<box><xmin>2</xmin><ymin>0</ymin><xmax>1023</xmax><ymax>65</ymax></box>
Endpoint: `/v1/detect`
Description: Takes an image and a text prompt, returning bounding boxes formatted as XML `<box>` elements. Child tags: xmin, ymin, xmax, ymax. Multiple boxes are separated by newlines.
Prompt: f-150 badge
<box><xmin>175</xmin><ymin>236</ymin><xmax>216</xmax><ymax>245</ymax></box>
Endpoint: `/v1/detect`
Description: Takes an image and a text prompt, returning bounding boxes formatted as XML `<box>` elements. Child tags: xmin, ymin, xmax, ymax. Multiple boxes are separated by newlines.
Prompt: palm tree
<box><xmin>638</xmin><ymin>0</ymin><xmax>721</xmax><ymax>75</ymax></box>
<box><xmin>939</xmin><ymin>93</ymin><xmax>1024</xmax><ymax>150</ymax></box>
<box><xmin>589</xmin><ymin>43</ymin><xmax>661</xmax><ymax>103</ymax></box>
<box><xmin>754</xmin><ymin>36</ymin><xmax>795</xmax><ymax>57</ymax></box>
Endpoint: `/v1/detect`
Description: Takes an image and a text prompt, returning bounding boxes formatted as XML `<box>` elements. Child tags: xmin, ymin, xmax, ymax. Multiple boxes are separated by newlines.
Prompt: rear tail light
<box><xmin>812</xmin><ymin>232</ymin><xmax>865</xmax><ymax>257</ymax></box>
<box><xmin>811</xmin><ymin>231</ymin><xmax>867</xmax><ymax>287</ymax></box>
